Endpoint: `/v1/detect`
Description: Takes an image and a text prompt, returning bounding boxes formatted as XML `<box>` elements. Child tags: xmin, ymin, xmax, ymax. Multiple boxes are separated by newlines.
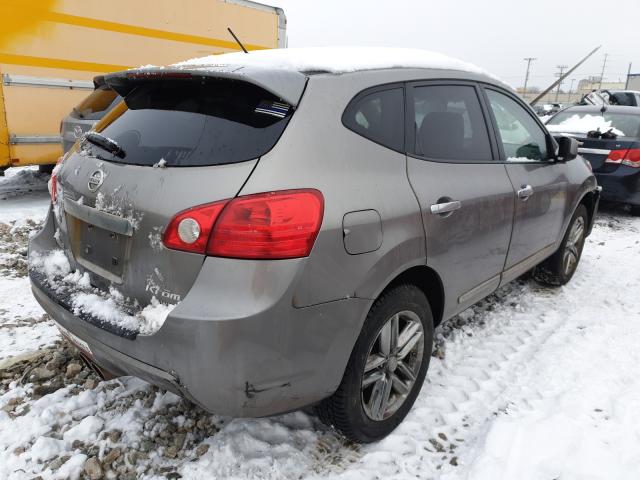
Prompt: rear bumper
<box><xmin>595</xmin><ymin>167</ymin><xmax>640</xmax><ymax>206</ymax></box>
<box><xmin>29</xmin><ymin>210</ymin><xmax>370</xmax><ymax>417</ymax></box>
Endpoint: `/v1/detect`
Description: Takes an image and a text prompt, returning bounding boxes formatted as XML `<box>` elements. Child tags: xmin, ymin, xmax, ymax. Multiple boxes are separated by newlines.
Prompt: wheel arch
<box><xmin>380</xmin><ymin>265</ymin><xmax>445</xmax><ymax>328</ymax></box>
<box><xmin>577</xmin><ymin>189</ymin><xmax>598</xmax><ymax>236</ymax></box>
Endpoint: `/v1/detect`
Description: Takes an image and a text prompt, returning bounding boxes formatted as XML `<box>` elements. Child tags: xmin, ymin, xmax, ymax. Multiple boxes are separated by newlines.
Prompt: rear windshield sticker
<box><xmin>255</xmin><ymin>101</ymin><xmax>290</xmax><ymax>118</ymax></box>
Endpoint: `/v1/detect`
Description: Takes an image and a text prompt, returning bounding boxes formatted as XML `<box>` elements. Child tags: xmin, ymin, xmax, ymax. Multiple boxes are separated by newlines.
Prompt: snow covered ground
<box><xmin>1</xmin><ymin>167</ymin><xmax>640</xmax><ymax>479</ymax></box>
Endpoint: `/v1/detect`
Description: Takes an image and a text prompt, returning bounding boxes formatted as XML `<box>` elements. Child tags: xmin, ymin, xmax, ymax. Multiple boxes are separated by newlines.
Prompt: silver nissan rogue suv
<box><xmin>29</xmin><ymin>48</ymin><xmax>600</xmax><ymax>442</ymax></box>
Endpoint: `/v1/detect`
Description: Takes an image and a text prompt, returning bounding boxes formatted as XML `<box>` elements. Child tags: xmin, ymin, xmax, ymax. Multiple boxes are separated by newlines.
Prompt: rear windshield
<box><xmin>73</xmin><ymin>86</ymin><xmax>120</xmax><ymax>120</ymax></box>
<box><xmin>546</xmin><ymin>110</ymin><xmax>640</xmax><ymax>137</ymax></box>
<box><xmin>91</xmin><ymin>79</ymin><xmax>293</xmax><ymax>167</ymax></box>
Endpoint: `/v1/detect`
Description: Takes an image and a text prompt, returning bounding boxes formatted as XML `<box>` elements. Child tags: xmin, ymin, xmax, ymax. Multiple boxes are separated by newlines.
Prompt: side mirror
<box><xmin>555</xmin><ymin>136</ymin><xmax>578</xmax><ymax>161</ymax></box>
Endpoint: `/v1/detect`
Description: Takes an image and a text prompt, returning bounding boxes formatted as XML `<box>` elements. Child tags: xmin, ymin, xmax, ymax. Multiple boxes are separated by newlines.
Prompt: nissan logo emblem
<box><xmin>88</xmin><ymin>170</ymin><xmax>105</xmax><ymax>191</ymax></box>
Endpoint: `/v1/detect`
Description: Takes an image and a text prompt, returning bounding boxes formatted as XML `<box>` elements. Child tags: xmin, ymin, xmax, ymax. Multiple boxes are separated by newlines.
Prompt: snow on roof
<box><xmin>174</xmin><ymin>46</ymin><xmax>499</xmax><ymax>79</ymax></box>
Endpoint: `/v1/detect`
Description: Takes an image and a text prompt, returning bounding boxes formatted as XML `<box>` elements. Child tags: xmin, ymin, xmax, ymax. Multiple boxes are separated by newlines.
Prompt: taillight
<box><xmin>606</xmin><ymin>148</ymin><xmax>640</xmax><ymax>168</ymax></box>
<box><xmin>163</xmin><ymin>189</ymin><xmax>324</xmax><ymax>259</ymax></box>
<box><xmin>48</xmin><ymin>156</ymin><xmax>65</xmax><ymax>203</ymax></box>
<box><xmin>208</xmin><ymin>189</ymin><xmax>324</xmax><ymax>259</ymax></box>
<box><xmin>162</xmin><ymin>200</ymin><xmax>228</xmax><ymax>254</ymax></box>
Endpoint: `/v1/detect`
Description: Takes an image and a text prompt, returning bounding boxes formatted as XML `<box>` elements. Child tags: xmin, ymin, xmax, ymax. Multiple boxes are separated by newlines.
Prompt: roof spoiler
<box><xmin>103</xmin><ymin>65</ymin><xmax>308</xmax><ymax>107</ymax></box>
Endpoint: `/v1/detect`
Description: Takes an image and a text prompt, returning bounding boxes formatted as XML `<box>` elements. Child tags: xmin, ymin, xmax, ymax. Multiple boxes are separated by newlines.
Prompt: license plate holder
<box><xmin>67</xmin><ymin>215</ymin><xmax>130</xmax><ymax>283</ymax></box>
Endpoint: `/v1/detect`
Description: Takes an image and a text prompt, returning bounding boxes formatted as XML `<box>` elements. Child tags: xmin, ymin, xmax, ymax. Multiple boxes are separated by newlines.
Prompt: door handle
<box><xmin>430</xmin><ymin>200</ymin><xmax>461</xmax><ymax>215</ymax></box>
<box><xmin>517</xmin><ymin>185</ymin><xmax>534</xmax><ymax>200</ymax></box>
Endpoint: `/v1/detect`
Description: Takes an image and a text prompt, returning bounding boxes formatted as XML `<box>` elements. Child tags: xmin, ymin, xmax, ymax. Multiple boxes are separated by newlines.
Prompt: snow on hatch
<box><xmin>28</xmin><ymin>249</ymin><xmax>176</xmax><ymax>335</ymax></box>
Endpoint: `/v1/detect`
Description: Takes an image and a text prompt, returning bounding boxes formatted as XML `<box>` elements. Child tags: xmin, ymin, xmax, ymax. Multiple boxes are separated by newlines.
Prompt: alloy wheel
<box><xmin>563</xmin><ymin>216</ymin><xmax>585</xmax><ymax>276</ymax></box>
<box><xmin>361</xmin><ymin>310</ymin><xmax>425</xmax><ymax>421</ymax></box>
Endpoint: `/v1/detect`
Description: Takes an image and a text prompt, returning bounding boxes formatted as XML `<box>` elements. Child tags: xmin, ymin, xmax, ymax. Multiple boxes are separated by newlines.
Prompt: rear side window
<box><xmin>343</xmin><ymin>88</ymin><xmax>404</xmax><ymax>152</ymax></box>
<box><xmin>409</xmin><ymin>85</ymin><xmax>492</xmax><ymax>161</ymax></box>
<box><xmin>73</xmin><ymin>86</ymin><xmax>120</xmax><ymax>120</ymax></box>
<box><xmin>93</xmin><ymin>79</ymin><xmax>293</xmax><ymax>167</ymax></box>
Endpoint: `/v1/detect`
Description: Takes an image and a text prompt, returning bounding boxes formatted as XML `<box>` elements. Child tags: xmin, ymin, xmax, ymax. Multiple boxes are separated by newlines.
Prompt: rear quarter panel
<box><xmin>238</xmin><ymin>71</ymin><xmax>427</xmax><ymax>309</ymax></box>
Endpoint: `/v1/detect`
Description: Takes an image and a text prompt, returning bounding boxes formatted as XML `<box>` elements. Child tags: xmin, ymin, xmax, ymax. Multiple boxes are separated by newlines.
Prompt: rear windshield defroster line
<box><xmin>93</xmin><ymin>78</ymin><xmax>294</xmax><ymax>167</ymax></box>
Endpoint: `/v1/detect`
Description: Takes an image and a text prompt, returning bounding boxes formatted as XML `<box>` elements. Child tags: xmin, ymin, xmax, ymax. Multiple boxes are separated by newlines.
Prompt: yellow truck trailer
<box><xmin>0</xmin><ymin>0</ymin><xmax>286</xmax><ymax>174</ymax></box>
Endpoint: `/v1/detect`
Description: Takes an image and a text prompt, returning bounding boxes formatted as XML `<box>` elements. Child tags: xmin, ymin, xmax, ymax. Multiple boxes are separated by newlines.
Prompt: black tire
<box><xmin>38</xmin><ymin>164</ymin><xmax>55</xmax><ymax>174</ymax></box>
<box><xmin>315</xmin><ymin>284</ymin><xmax>434</xmax><ymax>443</ymax></box>
<box><xmin>534</xmin><ymin>204</ymin><xmax>588</xmax><ymax>287</ymax></box>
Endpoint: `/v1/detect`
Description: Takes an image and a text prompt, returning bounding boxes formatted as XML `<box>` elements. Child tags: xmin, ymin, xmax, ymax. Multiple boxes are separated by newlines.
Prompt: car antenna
<box><xmin>227</xmin><ymin>27</ymin><xmax>249</xmax><ymax>54</ymax></box>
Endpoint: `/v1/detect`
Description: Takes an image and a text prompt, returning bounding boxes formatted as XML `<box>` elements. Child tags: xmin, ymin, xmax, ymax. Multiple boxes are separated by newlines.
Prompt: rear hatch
<box><xmin>50</xmin><ymin>72</ymin><xmax>303</xmax><ymax>335</ymax></box>
<box><xmin>546</xmin><ymin>108</ymin><xmax>640</xmax><ymax>172</ymax></box>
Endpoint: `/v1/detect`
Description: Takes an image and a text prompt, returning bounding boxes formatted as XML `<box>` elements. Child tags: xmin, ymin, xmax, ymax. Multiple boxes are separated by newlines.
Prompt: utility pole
<box><xmin>523</xmin><ymin>57</ymin><xmax>536</xmax><ymax>99</ymax></box>
<box><xmin>555</xmin><ymin>65</ymin><xmax>568</xmax><ymax>102</ymax></box>
<box><xmin>598</xmin><ymin>53</ymin><xmax>609</xmax><ymax>89</ymax></box>
<box><xmin>567</xmin><ymin>78</ymin><xmax>576</xmax><ymax>103</ymax></box>
<box><xmin>626</xmin><ymin>62</ymin><xmax>632</xmax><ymax>89</ymax></box>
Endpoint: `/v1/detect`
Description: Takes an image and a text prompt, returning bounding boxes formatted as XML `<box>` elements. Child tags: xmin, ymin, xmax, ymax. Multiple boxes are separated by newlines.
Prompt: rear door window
<box><xmin>90</xmin><ymin>79</ymin><xmax>293</xmax><ymax>167</ymax></box>
<box><xmin>343</xmin><ymin>87</ymin><xmax>404</xmax><ymax>152</ymax></box>
<box><xmin>485</xmin><ymin>89</ymin><xmax>550</xmax><ymax>161</ymax></box>
<box><xmin>408</xmin><ymin>84</ymin><xmax>493</xmax><ymax>161</ymax></box>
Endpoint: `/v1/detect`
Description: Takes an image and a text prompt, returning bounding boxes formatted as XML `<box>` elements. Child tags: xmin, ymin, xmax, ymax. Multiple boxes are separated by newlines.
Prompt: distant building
<box><xmin>577</xmin><ymin>77</ymin><xmax>625</xmax><ymax>94</ymax></box>
<box><xmin>627</xmin><ymin>74</ymin><xmax>640</xmax><ymax>90</ymax></box>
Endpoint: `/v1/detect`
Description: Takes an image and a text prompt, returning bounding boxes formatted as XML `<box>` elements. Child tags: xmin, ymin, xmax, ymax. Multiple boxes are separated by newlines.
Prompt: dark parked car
<box><xmin>29</xmin><ymin>48</ymin><xmax>600</xmax><ymax>442</ymax></box>
<box><xmin>547</xmin><ymin>105</ymin><xmax>640</xmax><ymax>214</ymax></box>
<box><xmin>60</xmin><ymin>76</ymin><xmax>121</xmax><ymax>153</ymax></box>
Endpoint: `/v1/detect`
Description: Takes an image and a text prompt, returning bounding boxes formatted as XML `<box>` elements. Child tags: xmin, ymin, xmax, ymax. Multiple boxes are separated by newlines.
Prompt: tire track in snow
<box><xmin>327</xmin><ymin>212</ymin><xmax>638</xmax><ymax>479</ymax></box>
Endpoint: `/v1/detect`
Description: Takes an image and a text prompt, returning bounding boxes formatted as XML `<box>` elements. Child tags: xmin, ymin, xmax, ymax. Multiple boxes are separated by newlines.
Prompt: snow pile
<box><xmin>175</xmin><ymin>47</ymin><xmax>503</xmax><ymax>82</ymax></box>
<box><xmin>0</xmin><ymin>167</ymin><xmax>50</xmax><ymax>223</ymax></box>
<box><xmin>0</xmin><ymin>167</ymin><xmax>49</xmax><ymax>199</ymax></box>
<box><xmin>28</xmin><ymin>249</ymin><xmax>176</xmax><ymax>335</ymax></box>
<box><xmin>29</xmin><ymin>249</ymin><xmax>71</xmax><ymax>283</ymax></box>
<box><xmin>546</xmin><ymin>113</ymin><xmax>625</xmax><ymax>136</ymax></box>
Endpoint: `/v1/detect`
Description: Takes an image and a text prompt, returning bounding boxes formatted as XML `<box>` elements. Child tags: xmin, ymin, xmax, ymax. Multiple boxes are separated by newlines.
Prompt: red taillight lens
<box><xmin>163</xmin><ymin>189</ymin><xmax>324</xmax><ymax>259</ymax></box>
<box><xmin>606</xmin><ymin>148</ymin><xmax>640</xmax><ymax>168</ymax></box>
<box><xmin>606</xmin><ymin>149</ymin><xmax>627</xmax><ymax>164</ymax></box>
<box><xmin>49</xmin><ymin>175</ymin><xmax>58</xmax><ymax>203</ymax></box>
<box><xmin>207</xmin><ymin>189</ymin><xmax>324</xmax><ymax>259</ymax></box>
<box><xmin>622</xmin><ymin>149</ymin><xmax>640</xmax><ymax>167</ymax></box>
<box><xmin>49</xmin><ymin>156</ymin><xmax>65</xmax><ymax>203</ymax></box>
<box><xmin>163</xmin><ymin>201</ymin><xmax>228</xmax><ymax>254</ymax></box>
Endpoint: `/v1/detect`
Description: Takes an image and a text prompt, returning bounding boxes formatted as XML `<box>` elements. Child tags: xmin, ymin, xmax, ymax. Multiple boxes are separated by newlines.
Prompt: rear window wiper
<box><xmin>83</xmin><ymin>132</ymin><xmax>126</xmax><ymax>158</ymax></box>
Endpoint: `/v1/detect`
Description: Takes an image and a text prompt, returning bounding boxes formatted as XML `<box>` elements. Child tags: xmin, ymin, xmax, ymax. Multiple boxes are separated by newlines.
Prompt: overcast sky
<box><xmin>271</xmin><ymin>0</ymin><xmax>640</xmax><ymax>90</ymax></box>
